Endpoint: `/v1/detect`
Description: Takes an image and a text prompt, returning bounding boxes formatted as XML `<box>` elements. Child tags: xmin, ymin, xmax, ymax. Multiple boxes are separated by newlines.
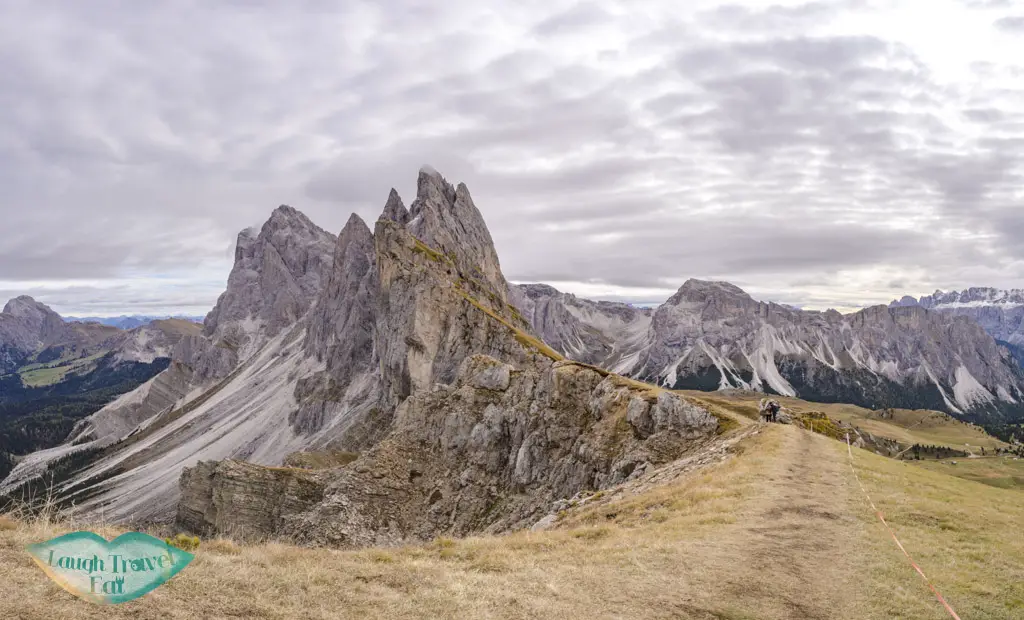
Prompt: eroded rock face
<box><xmin>203</xmin><ymin>206</ymin><xmax>337</xmax><ymax>358</ymax></box>
<box><xmin>508</xmin><ymin>283</ymin><xmax>653</xmax><ymax>372</ymax></box>
<box><xmin>406</xmin><ymin>167</ymin><xmax>508</xmax><ymax>299</ymax></box>
<box><xmin>172</xmin><ymin>334</ymin><xmax>237</xmax><ymax>383</ymax></box>
<box><xmin>178</xmin><ymin>354</ymin><xmax>718</xmax><ymax>547</ymax></box>
<box><xmin>291</xmin><ymin>214</ymin><xmax>382</xmax><ymax>439</ymax></box>
<box><xmin>374</xmin><ymin>207</ymin><xmax>532</xmax><ymax>411</ymax></box>
<box><xmin>177</xmin><ymin>460</ymin><xmax>327</xmax><ymax>539</ymax></box>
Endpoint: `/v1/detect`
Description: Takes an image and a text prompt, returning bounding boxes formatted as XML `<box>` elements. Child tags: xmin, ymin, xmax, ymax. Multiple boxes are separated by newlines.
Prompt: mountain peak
<box><xmin>413</xmin><ymin>165</ymin><xmax>457</xmax><ymax>208</ymax></box>
<box><xmin>670</xmin><ymin>279</ymin><xmax>751</xmax><ymax>303</ymax></box>
<box><xmin>270</xmin><ymin>204</ymin><xmax>300</xmax><ymax>218</ymax></box>
<box><xmin>265</xmin><ymin>204</ymin><xmax>325</xmax><ymax>232</ymax></box>
<box><xmin>380</xmin><ymin>188</ymin><xmax>409</xmax><ymax>225</ymax></box>
<box><xmin>404</xmin><ymin>168</ymin><xmax>507</xmax><ymax>296</ymax></box>
<box><xmin>340</xmin><ymin>213</ymin><xmax>372</xmax><ymax>243</ymax></box>
<box><xmin>3</xmin><ymin>295</ymin><xmax>58</xmax><ymax>319</ymax></box>
<box><xmin>204</xmin><ymin>204</ymin><xmax>338</xmax><ymax>354</ymax></box>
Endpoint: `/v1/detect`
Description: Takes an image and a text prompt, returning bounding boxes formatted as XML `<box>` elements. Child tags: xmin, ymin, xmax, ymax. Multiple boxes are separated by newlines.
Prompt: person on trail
<box><xmin>759</xmin><ymin>398</ymin><xmax>780</xmax><ymax>423</ymax></box>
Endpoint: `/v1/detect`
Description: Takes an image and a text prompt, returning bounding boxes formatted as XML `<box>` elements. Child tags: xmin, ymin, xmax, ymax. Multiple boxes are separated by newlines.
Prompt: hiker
<box><xmin>760</xmin><ymin>399</ymin><xmax>780</xmax><ymax>423</ymax></box>
<box><xmin>759</xmin><ymin>398</ymin><xmax>779</xmax><ymax>423</ymax></box>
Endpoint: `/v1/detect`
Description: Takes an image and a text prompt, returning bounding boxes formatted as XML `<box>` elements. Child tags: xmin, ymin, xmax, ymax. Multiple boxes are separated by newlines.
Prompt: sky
<box><xmin>0</xmin><ymin>0</ymin><xmax>1022</xmax><ymax>316</ymax></box>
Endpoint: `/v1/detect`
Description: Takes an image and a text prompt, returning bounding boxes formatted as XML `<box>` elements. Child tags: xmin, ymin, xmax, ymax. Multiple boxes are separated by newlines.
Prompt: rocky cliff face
<box><xmin>291</xmin><ymin>213</ymin><xmax>381</xmax><ymax>444</ymax></box>
<box><xmin>0</xmin><ymin>207</ymin><xmax>343</xmax><ymax>514</ymax></box>
<box><xmin>178</xmin><ymin>354</ymin><xmax>716</xmax><ymax>545</ymax></box>
<box><xmin>203</xmin><ymin>205</ymin><xmax>337</xmax><ymax>361</ymax></box>
<box><xmin>508</xmin><ymin>283</ymin><xmax>652</xmax><ymax>371</ymax></box>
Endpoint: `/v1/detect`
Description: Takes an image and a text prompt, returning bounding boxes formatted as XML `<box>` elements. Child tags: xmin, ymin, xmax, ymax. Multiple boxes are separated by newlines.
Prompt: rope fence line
<box><xmin>844</xmin><ymin>433</ymin><xmax>962</xmax><ymax>620</ymax></box>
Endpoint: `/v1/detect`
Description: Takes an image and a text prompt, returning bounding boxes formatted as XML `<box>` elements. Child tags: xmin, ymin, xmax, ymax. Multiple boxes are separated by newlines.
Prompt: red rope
<box><xmin>845</xmin><ymin>434</ymin><xmax>962</xmax><ymax>620</ymax></box>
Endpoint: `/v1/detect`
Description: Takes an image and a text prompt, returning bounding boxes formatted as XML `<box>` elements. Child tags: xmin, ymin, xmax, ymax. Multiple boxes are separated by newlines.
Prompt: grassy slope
<box><xmin>913</xmin><ymin>455</ymin><xmax>1024</xmax><ymax>491</ymax></box>
<box><xmin>2</xmin><ymin>415</ymin><xmax>1022</xmax><ymax>619</ymax></box>
<box><xmin>17</xmin><ymin>352</ymin><xmax>109</xmax><ymax>387</ymax></box>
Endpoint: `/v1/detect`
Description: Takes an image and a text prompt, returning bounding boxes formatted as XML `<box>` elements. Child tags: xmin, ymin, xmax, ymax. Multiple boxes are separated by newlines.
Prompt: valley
<box><xmin>0</xmin><ymin>306</ymin><xmax>201</xmax><ymax>481</ymax></box>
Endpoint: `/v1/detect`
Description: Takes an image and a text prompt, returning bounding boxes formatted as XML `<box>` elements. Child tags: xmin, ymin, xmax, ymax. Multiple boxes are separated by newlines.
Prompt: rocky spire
<box><xmin>405</xmin><ymin>166</ymin><xmax>508</xmax><ymax>299</ymax></box>
<box><xmin>380</xmin><ymin>189</ymin><xmax>409</xmax><ymax>225</ymax></box>
<box><xmin>304</xmin><ymin>213</ymin><xmax>378</xmax><ymax>370</ymax></box>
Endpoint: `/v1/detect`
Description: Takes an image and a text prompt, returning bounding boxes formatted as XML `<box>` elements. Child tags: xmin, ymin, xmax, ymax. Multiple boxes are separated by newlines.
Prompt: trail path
<box><xmin>719</xmin><ymin>425</ymin><xmax>864</xmax><ymax>619</ymax></box>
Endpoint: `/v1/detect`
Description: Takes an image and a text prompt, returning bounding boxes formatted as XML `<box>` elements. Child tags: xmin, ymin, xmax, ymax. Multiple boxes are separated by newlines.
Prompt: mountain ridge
<box><xmin>512</xmin><ymin>280</ymin><xmax>1024</xmax><ymax>422</ymax></box>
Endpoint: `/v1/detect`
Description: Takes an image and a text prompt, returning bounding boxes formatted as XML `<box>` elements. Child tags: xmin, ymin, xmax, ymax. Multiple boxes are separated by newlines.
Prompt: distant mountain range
<box><xmin>63</xmin><ymin>315</ymin><xmax>205</xmax><ymax>330</ymax></box>
<box><xmin>892</xmin><ymin>288</ymin><xmax>1024</xmax><ymax>352</ymax></box>
<box><xmin>514</xmin><ymin>281</ymin><xmax>1024</xmax><ymax>418</ymax></box>
<box><xmin>0</xmin><ymin>298</ymin><xmax>201</xmax><ymax>480</ymax></box>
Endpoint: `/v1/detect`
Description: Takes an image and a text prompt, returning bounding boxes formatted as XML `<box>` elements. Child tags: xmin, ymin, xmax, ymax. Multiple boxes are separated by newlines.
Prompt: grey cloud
<box><xmin>1</xmin><ymin>0</ymin><xmax>1023</xmax><ymax>315</ymax></box>
<box><xmin>533</xmin><ymin>2</ymin><xmax>615</xmax><ymax>37</ymax></box>
<box><xmin>995</xmin><ymin>16</ymin><xmax>1024</xmax><ymax>32</ymax></box>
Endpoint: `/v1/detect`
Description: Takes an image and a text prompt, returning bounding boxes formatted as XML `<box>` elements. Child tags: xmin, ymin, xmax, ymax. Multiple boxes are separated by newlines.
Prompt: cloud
<box><xmin>0</xmin><ymin>0</ymin><xmax>1022</xmax><ymax>315</ymax></box>
<box><xmin>995</xmin><ymin>16</ymin><xmax>1024</xmax><ymax>32</ymax></box>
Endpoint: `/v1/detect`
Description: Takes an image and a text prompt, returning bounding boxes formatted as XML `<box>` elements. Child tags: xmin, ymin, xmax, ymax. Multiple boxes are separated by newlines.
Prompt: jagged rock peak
<box><xmin>202</xmin><ymin>204</ymin><xmax>337</xmax><ymax>355</ymax></box>
<box><xmin>405</xmin><ymin>166</ymin><xmax>507</xmax><ymax>296</ymax></box>
<box><xmin>380</xmin><ymin>189</ymin><xmax>409</xmax><ymax>225</ymax></box>
<box><xmin>341</xmin><ymin>212</ymin><xmax>372</xmax><ymax>238</ymax></box>
<box><xmin>300</xmin><ymin>207</ymin><xmax>378</xmax><ymax>393</ymax></box>
<box><xmin>265</xmin><ymin>204</ymin><xmax>331</xmax><ymax>236</ymax></box>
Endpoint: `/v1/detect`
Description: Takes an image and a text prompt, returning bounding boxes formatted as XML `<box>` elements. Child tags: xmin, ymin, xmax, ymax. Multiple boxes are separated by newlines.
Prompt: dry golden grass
<box><xmin>912</xmin><ymin>455</ymin><xmax>1024</xmax><ymax>491</ymax></box>
<box><xmin>2</xmin><ymin>421</ymin><xmax>1021</xmax><ymax>619</ymax></box>
<box><xmin>846</xmin><ymin>432</ymin><xmax>1024</xmax><ymax>618</ymax></box>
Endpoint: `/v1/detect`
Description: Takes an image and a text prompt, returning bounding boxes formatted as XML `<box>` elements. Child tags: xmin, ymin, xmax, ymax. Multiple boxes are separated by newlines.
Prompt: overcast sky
<box><xmin>1</xmin><ymin>0</ymin><xmax>1022</xmax><ymax>316</ymax></box>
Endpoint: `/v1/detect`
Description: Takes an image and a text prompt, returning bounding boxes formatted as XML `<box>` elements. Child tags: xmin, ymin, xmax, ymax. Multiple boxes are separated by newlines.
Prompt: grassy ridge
<box><xmin>683</xmin><ymin>390</ymin><xmax>1006</xmax><ymax>452</ymax></box>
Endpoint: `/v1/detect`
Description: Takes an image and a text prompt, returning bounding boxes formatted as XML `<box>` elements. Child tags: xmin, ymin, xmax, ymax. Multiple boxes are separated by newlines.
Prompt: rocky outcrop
<box><xmin>174</xmin><ymin>168</ymin><xmax>720</xmax><ymax>545</ymax></box>
<box><xmin>374</xmin><ymin>169</ymin><xmax>534</xmax><ymax>410</ymax></box>
<box><xmin>406</xmin><ymin>167</ymin><xmax>508</xmax><ymax>298</ymax></box>
<box><xmin>178</xmin><ymin>354</ymin><xmax>718</xmax><ymax>546</ymax></box>
<box><xmin>177</xmin><ymin>460</ymin><xmax>327</xmax><ymax>539</ymax></box>
<box><xmin>291</xmin><ymin>213</ymin><xmax>382</xmax><ymax>440</ymax></box>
